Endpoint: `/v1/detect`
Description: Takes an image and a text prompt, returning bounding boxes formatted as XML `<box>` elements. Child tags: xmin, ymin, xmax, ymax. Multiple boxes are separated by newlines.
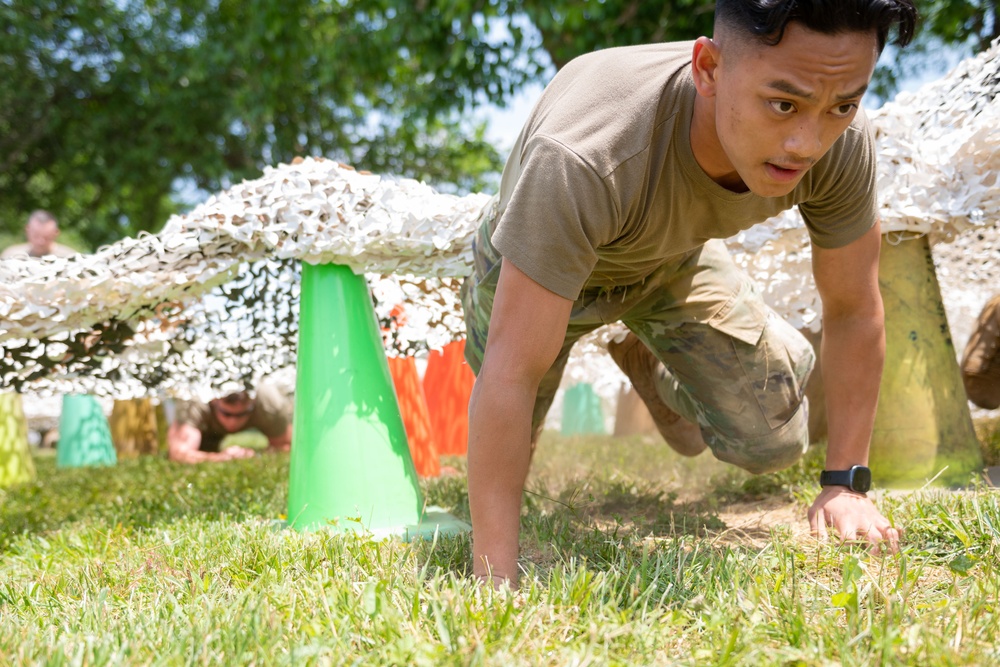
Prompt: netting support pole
<box><xmin>869</xmin><ymin>235</ymin><xmax>983</xmax><ymax>487</ymax></box>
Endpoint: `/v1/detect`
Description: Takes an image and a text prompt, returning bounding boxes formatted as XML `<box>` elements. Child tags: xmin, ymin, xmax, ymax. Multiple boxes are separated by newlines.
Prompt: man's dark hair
<box><xmin>219</xmin><ymin>391</ymin><xmax>252</xmax><ymax>405</ymax></box>
<box><xmin>27</xmin><ymin>209</ymin><xmax>57</xmax><ymax>226</ymax></box>
<box><xmin>715</xmin><ymin>0</ymin><xmax>918</xmax><ymax>52</ymax></box>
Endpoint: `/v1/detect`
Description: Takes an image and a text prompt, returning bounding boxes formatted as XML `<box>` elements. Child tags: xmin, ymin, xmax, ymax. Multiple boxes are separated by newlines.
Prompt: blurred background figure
<box><xmin>166</xmin><ymin>382</ymin><xmax>292</xmax><ymax>463</ymax></box>
<box><xmin>961</xmin><ymin>295</ymin><xmax>1000</xmax><ymax>410</ymax></box>
<box><xmin>1</xmin><ymin>209</ymin><xmax>79</xmax><ymax>451</ymax></box>
<box><xmin>1</xmin><ymin>210</ymin><xmax>77</xmax><ymax>259</ymax></box>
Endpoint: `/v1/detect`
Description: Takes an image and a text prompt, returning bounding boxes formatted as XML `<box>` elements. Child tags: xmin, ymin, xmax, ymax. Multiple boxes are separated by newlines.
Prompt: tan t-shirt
<box><xmin>173</xmin><ymin>382</ymin><xmax>292</xmax><ymax>453</ymax></box>
<box><xmin>491</xmin><ymin>41</ymin><xmax>879</xmax><ymax>301</ymax></box>
<box><xmin>0</xmin><ymin>242</ymin><xmax>78</xmax><ymax>260</ymax></box>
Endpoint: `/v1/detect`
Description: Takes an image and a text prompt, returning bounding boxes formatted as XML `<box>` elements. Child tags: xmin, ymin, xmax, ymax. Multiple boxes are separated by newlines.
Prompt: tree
<box><xmin>514</xmin><ymin>0</ymin><xmax>999</xmax><ymax>104</ymax></box>
<box><xmin>865</xmin><ymin>1</ymin><xmax>999</xmax><ymax>102</ymax></box>
<box><xmin>0</xmin><ymin>0</ymin><xmax>543</xmax><ymax>247</ymax></box>
<box><xmin>3</xmin><ymin>0</ymin><xmax>997</xmax><ymax>249</ymax></box>
<box><xmin>519</xmin><ymin>0</ymin><xmax>715</xmax><ymax>69</ymax></box>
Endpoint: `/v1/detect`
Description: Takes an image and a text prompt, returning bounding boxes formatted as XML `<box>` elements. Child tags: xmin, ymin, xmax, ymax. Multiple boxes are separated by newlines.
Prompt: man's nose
<box><xmin>784</xmin><ymin>119</ymin><xmax>824</xmax><ymax>160</ymax></box>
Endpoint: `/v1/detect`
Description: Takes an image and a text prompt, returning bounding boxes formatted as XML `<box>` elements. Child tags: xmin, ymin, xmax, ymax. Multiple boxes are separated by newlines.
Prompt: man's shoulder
<box><xmin>0</xmin><ymin>243</ymin><xmax>31</xmax><ymax>259</ymax></box>
<box><xmin>521</xmin><ymin>41</ymin><xmax>695</xmax><ymax>179</ymax></box>
<box><xmin>565</xmin><ymin>41</ymin><xmax>695</xmax><ymax>70</ymax></box>
<box><xmin>549</xmin><ymin>41</ymin><xmax>694</xmax><ymax>109</ymax></box>
<box><xmin>794</xmin><ymin>107</ymin><xmax>879</xmax><ymax>248</ymax></box>
<box><xmin>0</xmin><ymin>242</ymin><xmax>79</xmax><ymax>259</ymax></box>
<box><xmin>248</xmin><ymin>381</ymin><xmax>292</xmax><ymax>436</ymax></box>
<box><xmin>253</xmin><ymin>381</ymin><xmax>291</xmax><ymax>415</ymax></box>
<box><xmin>174</xmin><ymin>398</ymin><xmax>212</xmax><ymax>429</ymax></box>
<box><xmin>50</xmin><ymin>243</ymin><xmax>79</xmax><ymax>258</ymax></box>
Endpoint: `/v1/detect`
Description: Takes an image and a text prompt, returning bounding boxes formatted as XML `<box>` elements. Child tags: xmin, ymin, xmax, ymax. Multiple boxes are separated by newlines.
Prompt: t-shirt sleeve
<box><xmin>799</xmin><ymin>110</ymin><xmax>880</xmax><ymax>249</ymax></box>
<box><xmin>174</xmin><ymin>399</ymin><xmax>211</xmax><ymax>430</ymax></box>
<box><xmin>249</xmin><ymin>382</ymin><xmax>292</xmax><ymax>438</ymax></box>
<box><xmin>491</xmin><ymin>136</ymin><xmax>620</xmax><ymax>300</ymax></box>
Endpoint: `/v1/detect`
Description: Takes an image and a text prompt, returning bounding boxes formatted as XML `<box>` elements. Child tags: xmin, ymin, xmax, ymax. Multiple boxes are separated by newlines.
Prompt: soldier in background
<box><xmin>2</xmin><ymin>210</ymin><xmax>78</xmax><ymax>448</ymax></box>
<box><xmin>166</xmin><ymin>383</ymin><xmax>293</xmax><ymax>464</ymax></box>
<box><xmin>1</xmin><ymin>210</ymin><xmax>77</xmax><ymax>259</ymax></box>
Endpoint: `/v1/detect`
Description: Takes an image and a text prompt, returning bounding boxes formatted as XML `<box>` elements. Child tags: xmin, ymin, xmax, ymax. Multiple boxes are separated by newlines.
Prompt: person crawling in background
<box><xmin>167</xmin><ymin>382</ymin><xmax>292</xmax><ymax>463</ymax></box>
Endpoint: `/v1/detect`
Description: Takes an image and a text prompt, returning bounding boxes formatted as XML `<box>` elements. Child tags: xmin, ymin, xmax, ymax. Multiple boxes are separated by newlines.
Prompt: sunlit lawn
<box><xmin>1</xmin><ymin>431</ymin><xmax>998</xmax><ymax>665</ymax></box>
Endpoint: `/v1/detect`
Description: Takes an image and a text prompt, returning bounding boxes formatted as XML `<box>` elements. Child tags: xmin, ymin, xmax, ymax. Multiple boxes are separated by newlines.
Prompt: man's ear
<box><xmin>691</xmin><ymin>36</ymin><xmax>722</xmax><ymax>98</ymax></box>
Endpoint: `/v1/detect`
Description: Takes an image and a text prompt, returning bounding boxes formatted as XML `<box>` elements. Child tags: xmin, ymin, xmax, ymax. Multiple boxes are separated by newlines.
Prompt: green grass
<box><xmin>1</xmin><ymin>433</ymin><xmax>998</xmax><ymax>666</ymax></box>
<box><xmin>973</xmin><ymin>416</ymin><xmax>1000</xmax><ymax>467</ymax></box>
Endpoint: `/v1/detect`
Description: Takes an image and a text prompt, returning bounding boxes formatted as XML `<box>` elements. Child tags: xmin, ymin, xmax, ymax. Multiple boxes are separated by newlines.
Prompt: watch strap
<box><xmin>819</xmin><ymin>469</ymin><xmax>853</xmax><ymax>487</ymax></box>
<box><xmin>820</xmin><ymin>465</ymin><xmax>872</xmax><ymax>493</ymax></box>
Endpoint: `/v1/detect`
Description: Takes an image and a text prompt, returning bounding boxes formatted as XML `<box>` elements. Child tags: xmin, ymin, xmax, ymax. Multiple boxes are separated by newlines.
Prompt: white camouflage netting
<box><xmin>2</xmin><ymin>40</ymin><xmax>999</xmax><ymax>419</ymax></box>
<box><xmin>1</xmin><ymin>160</ymin><xmax>487</xmax><ymax>402</ymax></box>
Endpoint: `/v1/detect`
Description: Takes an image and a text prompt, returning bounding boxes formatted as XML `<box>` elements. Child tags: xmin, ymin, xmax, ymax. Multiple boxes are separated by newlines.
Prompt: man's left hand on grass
<box><xmin>808</xmin><ymin>485</ymin><xmax>901</xmax><ymax>553</ymax></box>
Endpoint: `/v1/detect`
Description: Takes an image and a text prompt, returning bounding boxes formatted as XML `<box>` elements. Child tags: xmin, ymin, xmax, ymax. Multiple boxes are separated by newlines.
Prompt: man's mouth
<box><xmin>765</xmin><ymin>161</ymin><xmax>809</xmax><ymax>182</ymax></box>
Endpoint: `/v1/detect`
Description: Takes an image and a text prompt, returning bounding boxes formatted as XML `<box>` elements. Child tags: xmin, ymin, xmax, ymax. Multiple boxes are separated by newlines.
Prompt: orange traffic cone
<box><xmin>423</xmin><ymin>340</ymin><xmax>475</xmax><ymax>456</ymax></box>
<box><xmin>387</xmin><ymin>355</ymin><xmax>441</xmax><ymax>478</ymax></box>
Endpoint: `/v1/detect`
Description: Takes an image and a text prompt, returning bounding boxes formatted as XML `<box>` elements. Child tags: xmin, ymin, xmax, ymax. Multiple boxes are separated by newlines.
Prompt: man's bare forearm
<box><xmin>267</xmin><ymin>424</ymin><xmax>292</xmax><ymax>451</ymax></box>
<box><xmin>167</xmin><ymin>423</ymin><xmax>231</xmax><ymax>464</ymax></box>
<box><xmin>820</xmin><ymin>309</ymin><xmax>885</xmax><ymax>469</ymax></box>
<box><xmin>171</xmin><ymin>449</ymin><xmax>233</xmax><ymax>463</ymax></box>
<box><xmin>467</xmin><ymin>368</ymin><xmax>537</xmax><ymax>583</ymax></box>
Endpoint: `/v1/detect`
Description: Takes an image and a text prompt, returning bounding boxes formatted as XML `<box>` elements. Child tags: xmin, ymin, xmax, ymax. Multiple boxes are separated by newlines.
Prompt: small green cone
<box><xmin>287</xmin><ymin>263</ymin><xmax>468</xmax><ymax>539</ymax></box>
<box><xmin>0</xmin><ymin>392</ymin><xmax>36</xmax><ymax>487</ymax></box>
<box><xmin>57</xmin><ymin>394</ymin><xmax>117</xmax><ymax>468</ymax></box>
<box><xmin>561</xmin><ymin>383</ymin><xmax>606</xmax><ymax>436</ymax></box>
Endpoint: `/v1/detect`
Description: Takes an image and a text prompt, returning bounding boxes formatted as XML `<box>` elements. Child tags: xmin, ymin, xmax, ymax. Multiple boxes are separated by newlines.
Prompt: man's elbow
<box><xmin>167</xmin><ymin>441</ymin><xmax>194</xmax><ymax>463</ymax></box>
<box><xmin>166</xmin><ymin>426</ymin><xmax>199</xmax><ymax>463</ymax></box>
<box><xmin>822</xmin><ymin>300</ymin><xmax>884</xmax><ymax>332</ymax></box>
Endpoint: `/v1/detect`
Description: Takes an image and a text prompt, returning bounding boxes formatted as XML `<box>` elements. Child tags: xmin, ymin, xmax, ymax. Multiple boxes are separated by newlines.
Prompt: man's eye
<box><xmin>832</xmin><ymin>103</ymin><xmax>858</xmax><ymax>117</ymax></box>
<box><xmin>769</xmin><ymin>100</ymin><xmax>796</xmax><ymax>114</ymax></box>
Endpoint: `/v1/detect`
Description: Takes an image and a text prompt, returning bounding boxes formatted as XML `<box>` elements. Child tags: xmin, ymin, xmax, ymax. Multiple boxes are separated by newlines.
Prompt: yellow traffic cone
<box><xmin>0</xmin><ymin>392</ymin><xmax>36</xmax><ymax>487</ymax></box>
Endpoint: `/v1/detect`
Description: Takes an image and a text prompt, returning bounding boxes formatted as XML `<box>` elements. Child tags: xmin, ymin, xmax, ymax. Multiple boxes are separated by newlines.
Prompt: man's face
<box><xmin>699</xmin><ymin>23</ymin><xmax>879</xmax><ymax>197</ymax></box>
<box><xmin>212</xmin><ymin>395</ymin><xmax>254</xmax><ymax>433</ymax></box>
<box><xmin>25</xmin><ymin>219</ymin><xmax>59</xmax><ymax>255</ymax></box>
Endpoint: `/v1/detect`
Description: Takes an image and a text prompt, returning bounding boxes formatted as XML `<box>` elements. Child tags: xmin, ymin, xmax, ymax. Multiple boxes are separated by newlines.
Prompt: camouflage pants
<box><xmin>460</xmin><ymin>202</ymin><xmax>815</xmax><ymax>474</ymax></box>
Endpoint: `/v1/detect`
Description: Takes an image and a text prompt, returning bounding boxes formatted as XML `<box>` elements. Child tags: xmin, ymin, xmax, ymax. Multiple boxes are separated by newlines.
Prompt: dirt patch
<box><xmin>709</xmin><ymin>496</ymin><xmax>810</xmax><ymax>548</ymax></box>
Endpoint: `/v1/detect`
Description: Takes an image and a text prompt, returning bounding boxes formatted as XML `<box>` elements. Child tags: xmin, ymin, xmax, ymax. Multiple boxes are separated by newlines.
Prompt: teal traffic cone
<box><xmin>57</xmin><ymin>394</ymin><xmax>117</xmax><ymax>468</ymax></box>
<box><xmin>287</xmin><ymin>263</ymin><xmax>468</xmax><ymax>539</ymax></box>
<box><xmin>561</xmin><ymin>383</ymin><xmax>606</xmax><ymax>436</ymax></box>
<box><xmin>0</xmin><ymin>393</ymin><xmax>36</xmax><ymax>487</ymax></box>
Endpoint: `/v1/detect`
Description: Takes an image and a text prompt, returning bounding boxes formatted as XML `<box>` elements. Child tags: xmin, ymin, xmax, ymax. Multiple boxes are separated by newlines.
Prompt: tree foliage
<box><xmin>1</xmin><ymin>0</ymin><xmax>997</xmax><ymax>248</ymax></box>
<box><xmin>866</xmin><ymin>1</ymin><xmax>999</xmax><ymax>102</ymax></box>
<box><xmin>0</xmin><ymin>0</ymin><xmax>542</xmax><ymax>247</ymax></box>
<box><xmin>519</xmin><ymin>0</ymin><xmax>715</xmax><ymax>69</ymax></box>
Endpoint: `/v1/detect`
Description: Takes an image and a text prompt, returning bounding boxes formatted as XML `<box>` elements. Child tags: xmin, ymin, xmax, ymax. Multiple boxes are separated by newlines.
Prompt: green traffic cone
<box><xmin>287</xmin><ymin>263</ymin><xmax>468</xmax><ymax>539</ymax></box>
<box><xmin>0</xmin><ymin>392</ymin><xmax>36</xmax><ymax>487</ymax></box>
<box><xmin>57</xmin><ymin>394</ymin><xmax>117</xmax><ymax>468</ymax></box>
<box><xmin>561</xmin><ymin>383</ymin><xmax>606</xmax><ymax>436</ymax></box>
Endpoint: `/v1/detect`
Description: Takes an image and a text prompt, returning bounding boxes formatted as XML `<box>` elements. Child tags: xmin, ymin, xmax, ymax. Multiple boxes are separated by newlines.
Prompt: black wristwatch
<box><xmin>820</xmin><ymin>465</ymin><xmax>872</xmax><ymax>493</ymax></box>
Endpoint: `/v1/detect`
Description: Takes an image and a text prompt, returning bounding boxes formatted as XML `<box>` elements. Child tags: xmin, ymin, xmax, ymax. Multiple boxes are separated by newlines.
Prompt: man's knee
<box><xmin>960</xmin><ymin>295</ymin><xmax>1000</xmax><ymax>408</ymax></box>
<box><xmin>963</xmin><ymin>372</ymin><xmax>1000</xmax><ymax>410</ymax></box>
<box><xmin>706</xmin><ymin>398</ymin><xmax>809</xmax><ymax>475</ymax></box>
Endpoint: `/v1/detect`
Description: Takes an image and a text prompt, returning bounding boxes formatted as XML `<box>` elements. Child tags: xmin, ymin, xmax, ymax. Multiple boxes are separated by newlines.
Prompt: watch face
<box><xmin>851</xmin><ymin>466</ymin><xmax>872</xmax><ymax>493</ymax></box>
